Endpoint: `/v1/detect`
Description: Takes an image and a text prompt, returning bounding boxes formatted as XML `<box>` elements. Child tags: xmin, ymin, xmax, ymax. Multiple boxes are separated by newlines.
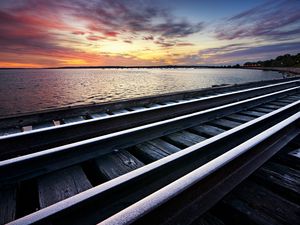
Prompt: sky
<box><xmin>0</xmin><ymin>0</ymin><xmax>300</xmax><ymax>68</ymax></box>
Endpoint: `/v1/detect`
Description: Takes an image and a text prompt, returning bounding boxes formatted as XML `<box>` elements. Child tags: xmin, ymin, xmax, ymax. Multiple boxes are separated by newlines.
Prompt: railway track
<box><xmin>0</xmin><ymin>79</ymin><xmax>299</xmax><ymax>224</ymax></box>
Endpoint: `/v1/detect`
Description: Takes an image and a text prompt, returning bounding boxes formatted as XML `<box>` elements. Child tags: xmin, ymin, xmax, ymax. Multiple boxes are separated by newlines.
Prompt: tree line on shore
<box><xmin>244</xmin><ymin>53</ymin><xmax>300</xmax><ymax>67</ymax></box>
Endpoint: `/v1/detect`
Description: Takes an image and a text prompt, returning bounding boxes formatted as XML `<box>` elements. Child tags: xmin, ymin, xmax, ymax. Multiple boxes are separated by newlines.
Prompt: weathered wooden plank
<box><xmin>224</xmin><ymin>181</ymin><xmax>300</xmax><ymax>225</ymax></box>
<box><xmin>285</xmin><ymin>96</ymin><xmax>300</xmax><ymax>101</ymax></box>
<box><xmin>260</xmin><ymin>104</ymin><xmax>281</xmax><ymax>110</ymax></box>
<box><xmin>176</xmin><ymin>99</ymin><xmax>188</xmax><ymax>103</ymax></box>
<box><xmin>209</xmin><ymin>118</ymin><xmax>241</xmax><ymax>130</ymax></box>
<box><xmin>38</xmin><ymin>166</ymin><xmax>92</xmax><ymax>208</ymax></box>
<box><xmin>0</xmin><ymin>127</ymin><xmax>21</xmax><ymax>136</ymax></box>
<box><xmin>62</xmin><ymin>116</ymin><xmax>85</xmax><ymax>124</ymax></box>
<box><xmin>172</xmin><ymin>99</ymin><xmax>183</xmax><ymax>103</ymax></box>
<box><xmin>32</xmin><ymin>121</ymin><xmax>55</xmax><ymax>130</ymax></box>
<box><xmin>254</xmin><ymin>162</ymin><xmax>300</xmax><ymax>202</ymax></box>
<box><xmin>148</xmin><ymin>139</ymin><xmax>181</xmax><ymax>154</ymax></box>
<box><xmin>288</xmin><ymin>148</ymin><xmax>300</xmax><ymax>160</ymax></box>
<box><xmin>192</xmin><ymin>213</ymin><xmax>225</xmax><ymax>225</ymax></box>
<box><xmin>166</xmin><ymin>130</ymin><xmax>206</xmax><ymax>147</ymax></box>
<box><xmin>95</xmin><ymin>150</ymin><xmax>144</xmax><ymax>180</ymax></box>
<box><xmin>0</xmin><ymin>186</ymin><xmax>17</xmax><ymax>224</ymax></box>
<box><xmin>286</xmin><ymin>148</ymin><xmax>300</xmax><ymax>169</ymax></box>
<box><xmin>191</xmin><ymin>124</ymin><xmax>225</xmax><ymax>137</ymax></box>
<box><xmin>252</xmin><ymin>106</ymin><xmax>274</xmax><ymax>113</ymax></box>
<box><xmin>269</xmin><ymin>101</ymin><xmax>288</xmax><ymax>107</ymax></box>
<box><xmin>286</xmin><ymin>93</ymin><xmax>300</xmax><ymax>98</ymax></box>
<box><xmin>89</xmin><ymin>112</ymin><xmax>110</xmax><ymax>119</ymax></box>
<box><xmin>134</xmin><ymin>142</ymin><xmax>170</xmax><ymax>163</ymax></box>
<box><xmin>182</xmin><ymin>97</ymin><xmax>197</xmax><ymax>101</ymax></box>
<box><xmin>22</xmin><ymin>125</ymin><xmax>32</xmax><ymax>132</ymax></box>
<box><xmin>240</xmin><ymin>110</ymin><xmax>266</xmax><ymax>117</ymax></box>
<box><xmin>111</xmin><ymin>109</ymin><xmax>130</xmax><ymax>115</ymax></box>
<box><xmin>147</xmin><ymin>103</ymin><xmax>163</xmax><ymax>108</ymax></box>
<box><xmin>276</xmin><ymin>99</ymin><xmax>294</xmax><ymax>104</ymax></box>
<box><xmin>53</xmin><ymin>120</ymin><xmax>61</xmax><ymax>126</ymax></box>
<box><xmin>283</xmin><ymin>94</ymin><xmax>299</xmax><ymax>102</ymax></box>
<box><xmin>252</xmin><ymin>107</ymin><xmax>274</xmax><ymax>113</ymax></box>
<box><xmin>161</xmin><ymin>101</ymin><xmax>177</xmax><ymax>105</ymax></box>
<box><xmin>226</xmin><ymin>113</ymin><xmax>255</xmax><ymax>123</ymax></box>
<box><xmin>129</xmin><ymin>106</ymin><xmax>147</xmax><ymax>111</ymax></box>
<box><xmin>133</xmin><ymin>138</ymin><xmax>181</xmax><ymax>163</ymax></box>
<box><xmin>272</xmin><ymin>149</ymin><xmax>300</xmax><ymax>171</ymax></box>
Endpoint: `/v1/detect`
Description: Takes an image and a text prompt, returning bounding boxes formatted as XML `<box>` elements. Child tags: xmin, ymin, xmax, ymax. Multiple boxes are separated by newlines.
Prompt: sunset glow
<box><xmin>0</xmin><ymin>0</ymin><xmax>300</xmax><ymax>68</ymax></box>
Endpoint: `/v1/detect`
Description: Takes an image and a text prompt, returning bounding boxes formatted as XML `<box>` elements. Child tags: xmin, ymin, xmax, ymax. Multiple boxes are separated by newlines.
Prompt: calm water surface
<box><xmin>0</xmin><ymin>68</ymin><xmax>283</xmax><ymax>117</ymax></box>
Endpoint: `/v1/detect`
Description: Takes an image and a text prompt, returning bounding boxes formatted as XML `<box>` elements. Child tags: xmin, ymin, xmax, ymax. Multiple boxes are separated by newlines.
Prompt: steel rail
<box><xmin>100</xmin><ymin>112</ymin><xmax>300</xmax><ymax>225</ymax></box>
<box><xmin>0</xmin><ymin>87</ymin><xmax>299</xmax><ymax>186</ymax></box>
<box><xmin>6</xmin><ymin>100</ymin><xmax>300</xmax><ymax>225</ymax></box>
<box><xmin>0</xmin><ymin>79</ymin><xmax>299</xmax><ymax>159</ymax></box>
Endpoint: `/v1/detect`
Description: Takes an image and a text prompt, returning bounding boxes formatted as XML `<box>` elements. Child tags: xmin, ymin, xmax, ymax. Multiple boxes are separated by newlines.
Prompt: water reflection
<box><xmin>0</xmin><ymin>68</ymin><xmax>282</xmax><ymax>116</ymax></box>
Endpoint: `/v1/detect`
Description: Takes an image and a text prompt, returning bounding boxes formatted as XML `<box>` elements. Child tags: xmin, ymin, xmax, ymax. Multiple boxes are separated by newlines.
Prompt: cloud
<box><xmin>197</xmin><ymin>43</ymin><xmax>248</xmax><ymax>56</ymax></box>
<box><xmin>73</xmin><ymin>0</ymin><xmax>204</xmax><ymax>39</ymax></box>
<box><xmin>143</xmin><ymin>35</ymin><xmax>154</xmax><ymax>41</ymax></box>
<box><xmin>0</xmin><ymin>10</ymin><xmax>66</xmax><ymax>53</ymax></box>
<box><xmin>175</xmin><ymin>42</ymin><xmax>300</xmax><ymax>65</ymax></box>
<box><xmin>86</xmin><ymin>35</ymin><xmax>106</xmax><ymax>41</ymax></box>
<box><xmin>154</xmin><ymin>37</ymin><xmax>176</xmax><ymax>47</ymax></box>
<box><xmin>0</xmin><ymin>1</ymin><xmax>163</xmax><ymax>67</ymax></box>
<box><xmin>215</xmin><ymin>0</ymin><xmax>300</xmax><ymax>41</ymax></box>
<box><xmin>152</xmin><ymin>21</ymin><xmax>204</xmax><ymax>38</ymax></box>
<box><xmin>154</xmin><ymin>39</ymin><xmax>195</xmax><ymax>48</ymax></box>
<box><xmin>105</xmin><ymin>31</ymin><xmax>119</xmax><ymax>37</ymax></box>
<box><xmin>72</xmin><ymin>31</ymin><xmax>85</xmax><ymax>35</ymax></box>
<box><xmin>176</xmin><ymin>42</ymin><xmax>194</xmax><ymax>46</ymax></box>
<box><xmin>0</xmin><ymin>0</ymin><xmax>205</xmax><ymax>67</ymax></box>
<box><xmin>217</xmin><ymin>42</ymin><xmax>300</xmax><ymax>59</ymax></box>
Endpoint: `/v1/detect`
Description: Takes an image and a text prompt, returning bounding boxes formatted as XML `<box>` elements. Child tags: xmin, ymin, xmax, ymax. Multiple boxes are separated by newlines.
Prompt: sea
<box><xmin>0</xmin><ymin>68</ymin><xmax>283</xmax><ymax>117</ymax></box>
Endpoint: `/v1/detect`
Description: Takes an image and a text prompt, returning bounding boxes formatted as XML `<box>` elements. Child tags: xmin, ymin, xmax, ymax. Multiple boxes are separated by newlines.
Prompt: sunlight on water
<box><xmin>0</xmin><ymin>68</ymin><xmax>282</xmax><ymax>116</ymax></box>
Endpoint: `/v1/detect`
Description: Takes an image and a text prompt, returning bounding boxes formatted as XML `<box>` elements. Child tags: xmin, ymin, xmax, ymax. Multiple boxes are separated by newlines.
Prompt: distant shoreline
<box><xmin>0</xmin><ymin>66</ymin><xmax>299</xmax><ymax>75</ymax></box>
<box><xmin>0</xmin><ymin>65</ymin><xmax>240</xmax><ymax>70</ymax></box>
<box><xmin>246</xmin><ymin>67</ymin><xmax>300</xmax><ymax>76</ymax></box>
<box><xmin>0</xmin><ymin>66</ymin><xmax>300</xmax><ymax>77</ymax></box>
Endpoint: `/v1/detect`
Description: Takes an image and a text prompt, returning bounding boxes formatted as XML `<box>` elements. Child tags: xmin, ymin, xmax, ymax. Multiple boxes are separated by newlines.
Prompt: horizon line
<box><xmin>0</xmin><ymin>64</ymin><xmax>244</xmax><ymax>70</ymax></box>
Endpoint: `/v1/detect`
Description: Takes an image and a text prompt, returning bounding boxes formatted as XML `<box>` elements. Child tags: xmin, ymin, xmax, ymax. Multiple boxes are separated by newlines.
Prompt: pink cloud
<box><xmin>72</xmin><ymin>31</ymin><xmax>85</xmax><ymax>35</ymax></box>
<box><xmin>86</xmin><ymin>35</ymin><xmax>106</xmax><ymax>41</ymax></box>
<box><xmin>105</xmin><ymin>31</ymin><xmax>119</xmax><ymax>37</ymax></box>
